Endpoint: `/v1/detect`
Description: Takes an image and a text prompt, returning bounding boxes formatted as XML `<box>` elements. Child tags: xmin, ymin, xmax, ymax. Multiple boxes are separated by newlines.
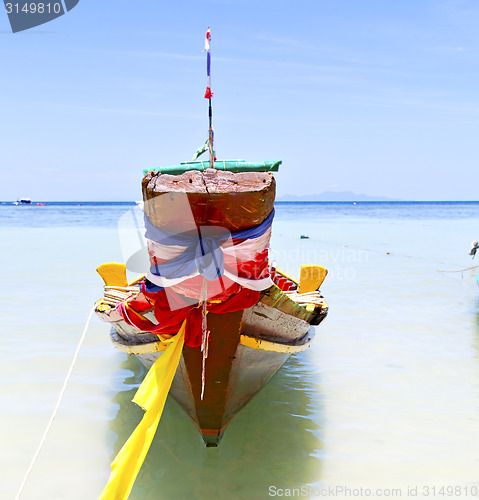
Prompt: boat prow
<box><xmin>95</xmin><ymin>164</ymin><xmax>328</xmax><ymax>446</ymax></box>
<box><xmin>96</xmin><ymin>264</ymin><xmax>328</xmax><ymax>446</ymax></box>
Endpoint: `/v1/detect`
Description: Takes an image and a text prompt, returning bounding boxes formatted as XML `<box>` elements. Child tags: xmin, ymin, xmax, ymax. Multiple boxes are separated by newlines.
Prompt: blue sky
<box><xmin>0</xmin><ymin>0</ymin><xmax>478</xmax><ymax>201</ymax></box>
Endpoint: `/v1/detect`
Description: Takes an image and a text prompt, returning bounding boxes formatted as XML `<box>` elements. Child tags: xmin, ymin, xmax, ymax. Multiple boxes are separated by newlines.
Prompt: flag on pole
<box><xmin>204</xmin><ymin>28</ymin><xmax>213</xmax><ymax>99</ymax></box>
<box><xmin>192</xmin><ymin>139</ymin><xmax>209</xmax><ymax>160</ymax></box>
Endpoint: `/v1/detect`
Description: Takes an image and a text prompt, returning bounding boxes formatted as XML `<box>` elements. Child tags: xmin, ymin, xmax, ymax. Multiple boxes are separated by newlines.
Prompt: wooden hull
<box><xmin>96</xmin><ymin>166</ymin><xmax>328</xmax><ymax>445</ymax></box>
<box><xmin>102</xmin><ymin>285</ymin><xmax>326</xmax><ymax>446</ymax></box>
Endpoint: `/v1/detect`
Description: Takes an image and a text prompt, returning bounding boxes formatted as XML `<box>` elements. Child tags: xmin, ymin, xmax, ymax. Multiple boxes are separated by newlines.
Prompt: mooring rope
<box><xmin>436</xmin><ymin>265</ymin><xmax>479</xmax><ymax>273</ymax></box>
<box><xmin>15</xmin><ymin>305</ymin><xmax>96</xmax><ymax>500</ymax></box>
<box><xmin>275</xmin><ymin>233</ymin><xmax>474</xmax><ymax>270</ymax></box>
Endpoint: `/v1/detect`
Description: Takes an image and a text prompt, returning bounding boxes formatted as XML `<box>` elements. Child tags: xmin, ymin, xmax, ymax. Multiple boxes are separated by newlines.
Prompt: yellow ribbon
<box><xmin>98</xmin><ymin>320</ymin><xmax>186</xmax><ymax>500</ymax></box>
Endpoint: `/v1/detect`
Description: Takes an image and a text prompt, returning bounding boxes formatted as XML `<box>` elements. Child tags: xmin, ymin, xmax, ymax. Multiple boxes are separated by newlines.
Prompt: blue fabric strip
<box><xmin>141</xmin><ymin>279</ymin><xmax>164</xmax><ymax>293</ymax></box>
<box><xmin>230</xmin><ymin>209</ymin><xmax>274</xmax><ymax>240</ymax></box>
<box><xmin>144</xmin><ymin>209</ymin><xmax>274</xmax><ymax>245</ymax></box>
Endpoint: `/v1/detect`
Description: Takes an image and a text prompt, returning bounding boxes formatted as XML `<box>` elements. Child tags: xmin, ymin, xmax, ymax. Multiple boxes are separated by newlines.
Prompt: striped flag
<box><xmin>204</xmin><ymin>28</ymin><xmax>213</xmax><ymax>99</ymax></box>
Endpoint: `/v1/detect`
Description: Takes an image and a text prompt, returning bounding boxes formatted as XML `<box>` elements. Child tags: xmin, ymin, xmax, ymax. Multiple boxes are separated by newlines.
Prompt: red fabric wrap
<box><xmin>116</xmin><ymin>287</ymin><xmax>260</xmax><ymax>348</ymax></box>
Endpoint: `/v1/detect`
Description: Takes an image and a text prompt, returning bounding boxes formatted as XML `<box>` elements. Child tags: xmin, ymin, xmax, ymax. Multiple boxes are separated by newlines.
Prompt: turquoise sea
<box><xmin>1</xmin><ymin>201</ymin><xmax>479</xmax><ymax>500</ymax></box>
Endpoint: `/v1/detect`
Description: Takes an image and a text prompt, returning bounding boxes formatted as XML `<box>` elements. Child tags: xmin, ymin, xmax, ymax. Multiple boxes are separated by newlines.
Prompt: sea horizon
<box><xmin>1</xmin><ymin>200</ymin><xmax>479</xmax><ymax>205</ymax></box>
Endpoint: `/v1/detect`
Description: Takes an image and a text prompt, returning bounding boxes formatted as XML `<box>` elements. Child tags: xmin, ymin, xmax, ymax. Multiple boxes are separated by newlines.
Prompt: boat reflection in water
<box><xmin>108</xmin><ymin>352</ymin><xmax>324</xmax><ymax>499</ymax></box>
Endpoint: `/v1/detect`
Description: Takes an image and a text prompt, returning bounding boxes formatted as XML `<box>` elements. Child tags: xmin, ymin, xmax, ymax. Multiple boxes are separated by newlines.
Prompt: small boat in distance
<box><xmin>13</xmin><ymin>198</ymin><xmax>32</xmax><ymax>205</ymax></box>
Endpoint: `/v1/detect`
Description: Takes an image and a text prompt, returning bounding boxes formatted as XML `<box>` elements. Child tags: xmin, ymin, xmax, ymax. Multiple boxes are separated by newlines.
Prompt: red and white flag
<box><xmin>204</xmin><ymin>28</ymin><xmax>213</xmax><ymax>99</ymax></box>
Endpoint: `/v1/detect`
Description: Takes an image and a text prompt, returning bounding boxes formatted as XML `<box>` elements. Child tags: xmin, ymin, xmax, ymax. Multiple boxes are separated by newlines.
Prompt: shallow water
<box><xmin>1</xmin><ymin>202</ymin><xmax>479</xmax><ymax>499</ymax></box>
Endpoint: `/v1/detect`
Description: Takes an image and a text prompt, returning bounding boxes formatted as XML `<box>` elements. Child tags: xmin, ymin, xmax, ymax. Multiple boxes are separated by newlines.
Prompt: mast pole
<box><xmin>204</xmin><ymin>27</ymin><xmax>215</xmax><ymax>169</ymax></box>
<box><xmin>208</xmin><ymin>99</ymin><xmax>214</xmax><ymax>168</ymax></box>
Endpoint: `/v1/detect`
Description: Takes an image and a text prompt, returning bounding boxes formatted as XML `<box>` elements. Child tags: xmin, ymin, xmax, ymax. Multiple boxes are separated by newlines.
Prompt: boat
<box><xmin>94</xmin><ymin>28</ymin><xmax>329</xmax><ymax>499</ymax></box>
<box><xmin>13</xmin><ymin>198</ymin><xmax>32</xmax><ymax>205</ymax></box>
<box><xmin>95</xmin><ymin>162</ymin><xmax>328</xmax><ymax>446</ymax></box>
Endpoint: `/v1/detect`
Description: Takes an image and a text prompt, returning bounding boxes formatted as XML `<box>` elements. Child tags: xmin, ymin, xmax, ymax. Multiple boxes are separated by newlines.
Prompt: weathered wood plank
<box><xmin>142</xmin><ymin>168</ymin><xmax>275</xmax><ymax>232</ymax></box>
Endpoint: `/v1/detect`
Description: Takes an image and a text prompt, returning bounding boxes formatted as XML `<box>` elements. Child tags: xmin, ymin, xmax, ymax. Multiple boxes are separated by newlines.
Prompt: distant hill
<box><xmin>276</xmin><ymin>191</ymin><xmax>399</xmax><ymax>202</ymax></box>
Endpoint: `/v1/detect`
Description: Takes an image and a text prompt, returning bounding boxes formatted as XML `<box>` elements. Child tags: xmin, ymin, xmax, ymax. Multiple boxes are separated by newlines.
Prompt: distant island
<box><xmin>276</xmin><ymin>191</ymin><xmax>400</xmax><ymax>202</ymax></box>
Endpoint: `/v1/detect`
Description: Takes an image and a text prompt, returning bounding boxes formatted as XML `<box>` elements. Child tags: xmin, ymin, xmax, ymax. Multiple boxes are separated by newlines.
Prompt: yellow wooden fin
<box><xmin>96</xmin><ymin>262</ymin><xmax>128</xmax><ymax>287</ymax></box>
<box><xmin>299</xmin><ymin>265</ymin><xmax>328</xmax><ymax>294</ymax></box>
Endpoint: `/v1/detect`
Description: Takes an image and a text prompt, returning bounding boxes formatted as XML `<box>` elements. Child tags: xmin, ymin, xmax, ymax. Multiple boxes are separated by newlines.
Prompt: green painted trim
<box><xmin>143</xmin><ymin>160</ymin><xmax>281</xmax><ymax>176</ymax></box>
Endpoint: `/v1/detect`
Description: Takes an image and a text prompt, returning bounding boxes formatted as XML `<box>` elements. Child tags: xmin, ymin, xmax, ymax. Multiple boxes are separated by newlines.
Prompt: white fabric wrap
<box><xmin>146</xmin><ymin>228</ymin><xmax>273</xmax><ymax>291</ymax></box>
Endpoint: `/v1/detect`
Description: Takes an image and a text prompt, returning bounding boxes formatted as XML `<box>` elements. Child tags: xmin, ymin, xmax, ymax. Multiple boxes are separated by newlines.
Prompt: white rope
<box><xmin>436</xmin><ymin>264</ymin><xmax>479</xmax><ymax>273</ymax></box>
<box><xmin>199</xmin><ymin>278</ymin><xmax>209</xmax><ymax>401</ymax></box>
<box><xmin>15</xmin><ymin>305</ymin><xmax>96</xmax><ymax>500</ymax></box>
